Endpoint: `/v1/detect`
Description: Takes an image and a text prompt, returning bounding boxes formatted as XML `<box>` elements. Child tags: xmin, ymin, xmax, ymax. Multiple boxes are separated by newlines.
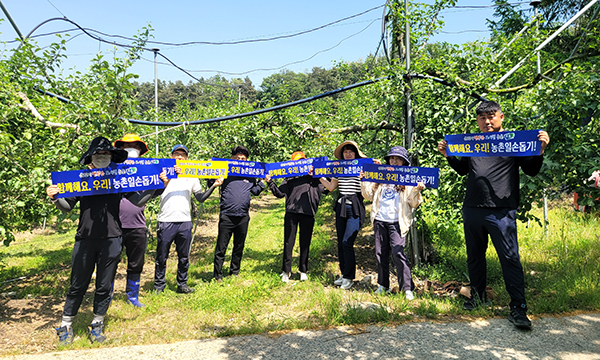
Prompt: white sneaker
<box><xmin>333</xmin><ymin>275</ymin><xmax>344</xmax><ymax>286</ymax></box>
<box><xmin>281</xmin><ymin>272</ymin><xmax>290</xmax><ymax>283</ymax></box>
<box><xmin>405</xmin><ymin>290</ymin><xmax>415</xmax><ymax>300</ymax></box>
<box><xmin>300</xmin><ymin>272</ymin><xmax>308</xmax><ymax>281</ymax></box>
<box><xmin>340</xmin><ymin>278</ymin><xmax>354</xmax><ymax>290</ymax></box>
<box><xmin>374</xmin><ymin>285</ymin><xmax>390</xmax><ymax>295</ymax></box>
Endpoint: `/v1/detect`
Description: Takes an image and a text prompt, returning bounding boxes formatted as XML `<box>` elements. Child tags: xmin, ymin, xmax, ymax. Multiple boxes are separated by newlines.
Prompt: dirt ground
<box><xmin>0</xmin><ymin>194</ymin><xmax>450</xmax><ymax>355</ymax></box>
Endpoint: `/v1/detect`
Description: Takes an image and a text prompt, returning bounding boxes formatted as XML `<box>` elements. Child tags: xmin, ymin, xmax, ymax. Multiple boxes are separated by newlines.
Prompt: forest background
<box><xmin>0</xmin><ymin>0</ymin><xmax>599</xmax><ymax>293</ymax></box>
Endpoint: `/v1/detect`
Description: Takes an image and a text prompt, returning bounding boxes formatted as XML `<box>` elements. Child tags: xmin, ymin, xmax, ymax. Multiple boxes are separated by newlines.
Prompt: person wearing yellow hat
<box><xmin>113</xmin><ymin>134</ymin><xmax>150</xmax><ymax>308</ymax></box>
<box><xmin>265</xmin><ymin>151</ymin><xmax>328</xmax><ymax>283</ymax></box>
<box><xmin>319</xmin><ymin>140</ymin><xmax>372</xmax><ymax>290</ymax></box>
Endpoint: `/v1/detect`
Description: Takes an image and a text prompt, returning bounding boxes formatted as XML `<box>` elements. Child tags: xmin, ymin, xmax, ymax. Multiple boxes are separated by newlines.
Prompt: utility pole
<box><xmin>153</xmin><ymin>48</ymin><xmax>160</xmax><ymax>157</ymax></box>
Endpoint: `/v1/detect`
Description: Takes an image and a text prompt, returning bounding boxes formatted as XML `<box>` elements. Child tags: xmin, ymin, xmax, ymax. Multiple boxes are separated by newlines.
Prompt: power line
<box><xmin>149</xmin><ymin>18</ymin><xmax>380</xmax><ymax>77</ymax></box>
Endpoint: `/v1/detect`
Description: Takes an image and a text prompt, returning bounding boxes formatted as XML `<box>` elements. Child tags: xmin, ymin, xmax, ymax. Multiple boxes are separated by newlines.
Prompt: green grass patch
<box><xmin>1</xmin><ymin>196</ymin><xmax>599</xmax><ymax>355</ymax></box>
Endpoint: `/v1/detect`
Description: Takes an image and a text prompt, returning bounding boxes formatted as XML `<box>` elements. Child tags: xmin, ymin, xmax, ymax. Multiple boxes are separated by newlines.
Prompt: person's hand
<box><xmin>359</xmin><ymin>170</ymin><xmax>364</xmax><ymax>179</ymax></box>
<box><xmin>437</xmin><ymin>140</ymin><xmax>448</xmax><ymax>157</ymax></box>
<box><xmin>214</xmin><ymin>176</ymin><xmax>224</xmax><ymax>186</ymax></box>
<box><xmin>538</xmin><ymin>130</ymin><xmax>550</xmax><ymax>154</ymax></box>
<box><xmin>159</xmin><ymin>169</ymin><xmax>168</xmax><ymax>182</ymax></box>
<box><xmin>174</xmin><ymin>165</ymin><xmax>182</xmax><ymax>175</ymax></box>
<box><xmin>265</xmin><ymin>174</ymin><xmax>271</xmax><ymax>182</ymax></box>
<box><xmin>373</xmin><ymin>159</ymin><xmax>382</xmax><ymax>165</ymax></box>
<box><xmin>308</xmin><ymin>166</ymin><xmax>314</xmax><ymax>176</ymax></box>
<box><xmin>46</xmin><ymin>185</ymin><xmax>59</xmax><ymax>199</ymax></box>
<box><xmin>416</xmin><ymin>182</ymin><xmax>426</xmax><ymax>191</ymax></box>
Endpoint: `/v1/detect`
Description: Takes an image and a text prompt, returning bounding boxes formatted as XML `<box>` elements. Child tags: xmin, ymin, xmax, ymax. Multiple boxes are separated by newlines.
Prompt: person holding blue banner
<box><xmin>46</xmin><ymin>136</ymin><xmax>160</xmax><ymax>345</ymax></box>
<box><xmin>437</xmin><ymin>100</ymin><xmax>550</xmax><ymax>330</ymax></box>
<box><xmin>153</xmin><ymin>144</ymin><xmax>223</xmax><ymax>295</ymax></box>
<box><xmin>114</xmin><ymin>133</ymin><xmax>151</xmax><ymax>308</ymax></box>
<box><xmin>361</xmin><ymin>146</ymin><xmax>425</xmax><ymax>300</ymax></box>
<box><xmin>211</xmin><ymin>145</ymin><xmax>266</xmax><ymax>282</ymax></box>
<box><xmin>319</xmin><ymin>140</ymin><xmax>374</xmax><ymax>290</ymax></box>
<box><xmin>265</xmin><ymin>151</ymin><xmax>328</xmax><ymax>283</ymax></box>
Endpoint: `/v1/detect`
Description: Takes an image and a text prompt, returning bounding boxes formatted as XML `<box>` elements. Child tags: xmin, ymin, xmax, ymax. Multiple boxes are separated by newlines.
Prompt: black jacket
<box><xmin>267</xmin><ymin>175</ymin><xmax>327</xmax><ymax>216</ymax></box>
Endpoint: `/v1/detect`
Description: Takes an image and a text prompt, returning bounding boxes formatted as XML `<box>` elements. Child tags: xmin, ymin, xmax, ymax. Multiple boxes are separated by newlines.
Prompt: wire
<box><xmin>155</xmin><ymin>18</ymin><xmax>380</xmax><ymax>77</ymax></box>
<box><xmin>8</xmin><ymin>5</ymin><xmax>383</xmax><ymax>47</ymax></box>
<box><xmin>45</xmin><ymin>0</ymin><xmax>67</xmax><ymax>18</ymax></box>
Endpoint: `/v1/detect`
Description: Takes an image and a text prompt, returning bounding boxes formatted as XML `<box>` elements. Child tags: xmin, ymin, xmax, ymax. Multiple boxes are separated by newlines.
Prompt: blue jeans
<box><xmin>335</xmin><ymin>204</ymin><xmax>360</xmax><ymax>279</ymax></box>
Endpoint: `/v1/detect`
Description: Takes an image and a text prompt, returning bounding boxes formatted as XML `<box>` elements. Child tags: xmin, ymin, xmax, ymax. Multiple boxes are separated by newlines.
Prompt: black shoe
<box><xmin>88</xmin><ymin>322</ymin><xmax>107</xmax><ymax>343</ymax></box>
<box><xmin>56</xmin><ymin>325</ymin><xmax>74</xmax><ymax>346</ymax></box>
<box><xmin>508</xmin><ymin>305</ymin><xmax>532</xmax><ymax>330</ymax></box>
<box><xmin>463</xmin><ymin>295</ymin><xmax>491</xmax><ymax>311</ymax></box>
<box><xmin>176</xmin><ymin>285</ymin><xmax>195</xmax><ymax>294</ymax></box>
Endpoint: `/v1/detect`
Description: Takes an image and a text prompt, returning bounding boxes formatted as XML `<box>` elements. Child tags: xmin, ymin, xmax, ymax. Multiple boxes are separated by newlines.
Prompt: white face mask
<box><xmin>124</xmin><ymin>148</ymin><xmax>140</xmax><ymax>158</ymax></box>
<box><xmin>91</xmin><ymin>154</ymin><xmax>112</xmax><ymax>168</ymax></box>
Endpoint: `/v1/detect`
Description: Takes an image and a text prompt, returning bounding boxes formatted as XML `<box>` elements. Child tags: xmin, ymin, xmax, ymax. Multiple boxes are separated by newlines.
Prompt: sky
<box><xmin>0</xmin><ymin>1</ymin><xmax>534</xmax><ymax>88</ymax></box>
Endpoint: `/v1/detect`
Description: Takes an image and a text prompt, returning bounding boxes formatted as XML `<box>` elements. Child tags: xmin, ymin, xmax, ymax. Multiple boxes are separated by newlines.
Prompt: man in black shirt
<box><xmin>438</xmin><ymin>101</ymin><xmax>550</xmax><ymax>330</ymax></box>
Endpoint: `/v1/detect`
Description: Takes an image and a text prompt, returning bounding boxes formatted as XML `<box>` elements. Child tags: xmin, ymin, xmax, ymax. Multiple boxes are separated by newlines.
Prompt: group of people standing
<box><xmin>46</xmin><ymin>100</ymin><xmax>551</xmax><ymax>345</ymax></box>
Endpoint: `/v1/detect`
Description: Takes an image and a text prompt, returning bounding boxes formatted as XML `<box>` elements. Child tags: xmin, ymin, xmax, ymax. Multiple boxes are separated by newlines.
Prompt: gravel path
<box><xmin>6</xmin><ymin>313</ymin><xmax>600</xmax><ymax>360</ymax></box>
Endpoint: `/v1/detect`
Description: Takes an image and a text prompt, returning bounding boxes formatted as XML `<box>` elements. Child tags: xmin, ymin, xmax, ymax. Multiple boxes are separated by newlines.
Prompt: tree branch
<box><xmin>16</xmin><ymin>92</ymin><xmax>80</xmax><ymax>131</ymax></box>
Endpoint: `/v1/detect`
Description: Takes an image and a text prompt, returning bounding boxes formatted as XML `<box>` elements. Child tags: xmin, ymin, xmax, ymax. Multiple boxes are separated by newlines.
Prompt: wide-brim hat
<box><xmin>114</xmin><ymin>133</ymin><xmax>149</xmax><ymax>156</ymax></box>
<box><xmin>384</xmin><ymin>146</ymin><xmax>411</xmax><ymax>166</ymax></box>
<box><xmin>334</xmin><ymin>140</ymin><xmax>366</xmax><ymax>160</ymax></box>
<box><xmin>291</xmin><ymin>151</ymin><xmax>306</xmax><ymax>160</ymax></box>
<box><xmin>79</xmin><ymin>136</ymin><xmax>128</xmax><ymax>166</ymax></box>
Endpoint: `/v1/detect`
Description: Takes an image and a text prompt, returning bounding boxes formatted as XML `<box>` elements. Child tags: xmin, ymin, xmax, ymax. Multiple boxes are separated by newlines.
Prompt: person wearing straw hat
<box><xmin>113</xmin><ymin>133</ymin><xmax>151</xmax><ymax>308</ymax></box>
<box><xmin>319</xmin><ymin>140</ymin><xmax>372</xmax><ymax>290</ymax></box>
<box><xmin>362</xmin><ymin>146</ymin><xmax>425</xmax><ymax>300</ymax></box>
<box><xmin>265</xmin><ymin>151</ymin><xmax>328</xmax><ymax>283</ymax></box>
<box><xmin>46</xmin><ymin>136</ymin><xmax>160</xmax><ymax>345</ymax></box>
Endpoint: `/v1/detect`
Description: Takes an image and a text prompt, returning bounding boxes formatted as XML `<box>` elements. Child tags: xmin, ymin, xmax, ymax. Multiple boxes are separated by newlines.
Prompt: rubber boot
<box><xmin>126</xmin><ymin>274</ymin><xmax>145</xmax><ymax>307</ymax></box>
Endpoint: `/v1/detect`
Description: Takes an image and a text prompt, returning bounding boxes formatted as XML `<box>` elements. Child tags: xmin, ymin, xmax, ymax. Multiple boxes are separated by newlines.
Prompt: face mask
<box><xmin>91</xmin><ymin>154</ymin><xmax>112</xmax><ymax>168</ymax></box>
<box><xmin>124</xmin><ymin>148</ymin><xmax>140</xmax><ymax>158</ymax></box>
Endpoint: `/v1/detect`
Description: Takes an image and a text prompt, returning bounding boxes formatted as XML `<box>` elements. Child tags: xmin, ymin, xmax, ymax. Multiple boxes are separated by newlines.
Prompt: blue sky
<box><xmin>0</xmin><ymin>1</ymin><xmax>533</xmax><ymax>87</ymax></box>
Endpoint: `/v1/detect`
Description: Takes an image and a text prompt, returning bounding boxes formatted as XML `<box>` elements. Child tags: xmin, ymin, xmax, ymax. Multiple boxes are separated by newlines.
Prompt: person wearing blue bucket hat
<box><xmin>362</xmin><ymin>146</ymin><xmax>425</xmax><ymax>300</ymax></box>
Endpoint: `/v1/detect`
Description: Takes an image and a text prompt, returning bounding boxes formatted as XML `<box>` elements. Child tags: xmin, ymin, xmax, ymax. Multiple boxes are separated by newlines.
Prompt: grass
<box><xmin>1</xmin><ymin>195</ymin><xmax>599</xmax><ymax>355</ymax></box>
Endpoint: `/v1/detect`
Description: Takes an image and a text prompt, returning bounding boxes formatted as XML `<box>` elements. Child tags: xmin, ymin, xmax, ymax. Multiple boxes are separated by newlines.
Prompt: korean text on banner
<box><xmin>211</xmin><ymin>158</ymin><xmax>266</xmax><ymax>178</ymax></box>
<box><xmin>177</xmin><ymin>160</ymin><xmax>229</xmax><ymax>179</ymax></box>
<box><xmin>361</xmin><ymin>163</ymin><xmax>439</xmax><ymax>188</ymax></box>
<box><xmin>312</xmin><ymin>158</ymin><xmax>374</xmax><ymax>178</ymax></box>
<box><xmin>51</xmin><ymin>158</ymin><xmax>177</xmax><ymax>198</ymax></box>
<box><xmin>444</xmin><ymin>129</ymin><xmax>542</xmax><ymax>157</ymax></box>
<box><xmin>265</xmin><ymin>157</ymin><xmax>328</xmax><ymax>179</ymax></box>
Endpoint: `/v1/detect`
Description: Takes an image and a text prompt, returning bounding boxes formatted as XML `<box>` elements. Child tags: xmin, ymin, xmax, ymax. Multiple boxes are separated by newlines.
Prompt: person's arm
<box><xmin>250</xmin><ymin>179</ymin><xmax>265</xmax><ymax>196</ymax></box>
<box><xmin>194</xmin><ymin>176</ymin><xmax>223</xmax><ymax>203</ymax></box>
<box><xmin>319</xmin><ymin>177</ymin><xmax>338</xmax><ymax>192</ymax></box>
<box><xmin>265</xmin><ymin>175</ymin><xmax>286</xmax><ymax>198</ymax></box>
<box><xmin>438</xmin><ymin>139</ymin><xmax>469</xmax><ymax>175</ymax></box>
<box><xmin>46</xmin><ymin>185</ymin><xmax>78</xmax><ymax>212</ymax></box>
<box><xmin>361</xmin><ymin>181</ymin><xmax>378</xmax><ymax>201</ymax></box>
<box><xmin>125</xmin><ymin>190</ymin><xmax>156</xmax><ymax>207</ymax></box>
<box><xmin>406</xmin><ymin>182</ymin><xmax>425</xmax><ymax>209</ymax></box>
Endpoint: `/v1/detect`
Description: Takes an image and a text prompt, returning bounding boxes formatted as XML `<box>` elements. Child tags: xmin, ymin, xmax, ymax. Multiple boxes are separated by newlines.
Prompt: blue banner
<box><xmin>51</xmin><ymin>158</ymin><xmax>177</xmax><ymax>198</ymax></box>
<box><xmin>445</xmin><ymin>129</ymin><xmax>542</xmax><ymax>157</ymax></box>
<box><xmin>312</xmin><ymin>158</ymin><xmax>374</xmax><ymax>178</ymax></box>
<box><xmin>361</xmin><ymin>163</ymin><xmax>439</xmax><ymax>188</ymax></box>
<box><xmin>211</xmin><ymin>158</ymin><xmax>266</xmax><ymax>178</ymax></box>
<box><xmin>265</xmin><ymin>157</ymin><xmax>328</xmax><ymax>179</ymax></box>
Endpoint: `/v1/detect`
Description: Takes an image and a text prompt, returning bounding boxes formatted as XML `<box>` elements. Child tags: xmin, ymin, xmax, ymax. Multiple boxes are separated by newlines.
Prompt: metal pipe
<box><xmin>0</xmin><ymin>0</ymin><xmax>24</xmax><ymax>40</ymax></box>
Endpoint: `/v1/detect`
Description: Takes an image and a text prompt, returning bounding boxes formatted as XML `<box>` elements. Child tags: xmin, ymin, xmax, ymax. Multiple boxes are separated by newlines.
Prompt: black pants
<box><xmin>63</xmin><ymin>236</ymin><xmax>122</xmax><ymax>317</ymax></box>
<box><xmin>154</xmin><ymin>221</ymin><xmax>192</xmax><ymax>290</ymax></box>
<box><xmin>122</xmin><ymin>227</ymin><xmax>148</xmax><ymax>276</ymax></box>
<box><xmin>463</xmin><ymin>207</ymin><xmax>526</xmax><ymax>307</ymax></box>
<box><xmin>213</xmin><ymin>214</ymin><xmax>249</xmax><ymax>280</ymax></box>
<box><xmin>374</xmin><ymin>220</ymin><xmax>413</xmax><ymax>291</ymax></box>
<box><xmin>335</xmin><ymin>204</ymin><xmax>360</xmax><ymax>280</ymax></box>
<box><xmin>282</xmin><ymin>212</ymin><xmax>315</xmax><ymax>274</ymax></box>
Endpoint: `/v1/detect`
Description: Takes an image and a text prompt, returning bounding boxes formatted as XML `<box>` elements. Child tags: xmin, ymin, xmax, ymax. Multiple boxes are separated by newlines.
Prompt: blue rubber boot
<box><xmin>126</xmin><ymin>275</ymin><xmax>145</xmax><ymax>308</ymax></box>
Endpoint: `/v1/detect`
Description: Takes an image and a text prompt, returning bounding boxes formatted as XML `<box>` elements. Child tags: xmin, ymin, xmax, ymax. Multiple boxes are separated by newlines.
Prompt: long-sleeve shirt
<box><xmin>156</xmin><ymin>177</ymin><xmax>218</xmax><ymax>222</ymax></box>
<box><xmin>447</xmin><ymin>155</ymin><xmax>544</xmax><ymax>209</ymax></box>
<box><xmin>267</xmin><ymin>175</ymin><xmax>326</xmax><ymax>216</ymax></box>
<box><xmin>53</xmin><ymin>191</ymin><xmax>154</xmax><ymax>241</ymax></box>
<box><xmin>214</xmin><ymin>176</ymin><xmax>265</xmax><ymax>216</ymax></box>
<box><xmin>362</xmin><ymin>182</ymin><xmax>422</xmax><ymax>237</ymax></box>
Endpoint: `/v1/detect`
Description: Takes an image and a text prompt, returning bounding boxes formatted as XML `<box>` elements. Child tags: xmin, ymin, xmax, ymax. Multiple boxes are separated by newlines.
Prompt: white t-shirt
<box><xmin>374</xmin><ymin>184</ymin><xmax>399</xmax><ymax>223</ymax></box>
<box><xmin>157</xmin><ymin>177</ymin><xmax>203</xmax><ymax>222</ymax></box>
